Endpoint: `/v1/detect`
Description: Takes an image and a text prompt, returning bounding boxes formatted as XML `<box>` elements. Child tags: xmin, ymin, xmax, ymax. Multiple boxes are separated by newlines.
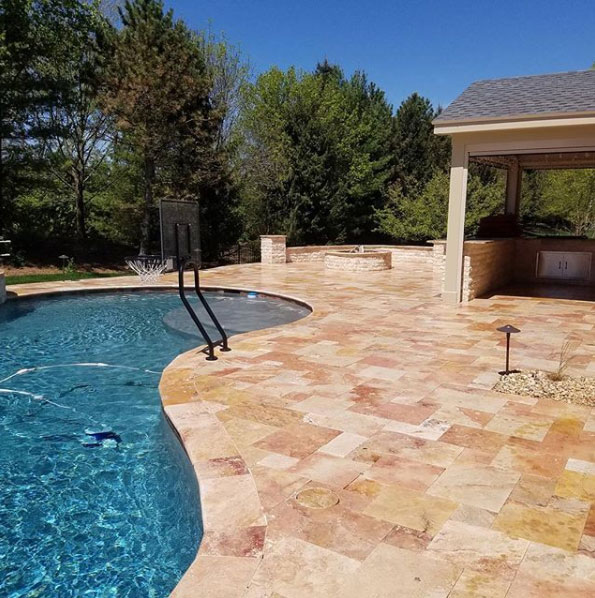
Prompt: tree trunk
<box><xmin>139</xmin><ymin>155</ymin><xmax>154</xmax><ymax>255</ymax></box>
<box><xmin>74</xmin><ymin>168</ymin><xmax>86</xmax><ymax>241</ymax></box>
<box><xmin>0</xmin><ymin>133</ymin><xmax>4</xmax><ymax>237</ymax></box>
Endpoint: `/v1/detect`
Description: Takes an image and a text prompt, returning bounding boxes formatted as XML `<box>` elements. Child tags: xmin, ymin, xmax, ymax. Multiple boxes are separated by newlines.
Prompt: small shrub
<box><xmin>61</xmin><ymin>257</ymin><xmax>76</xmax><ymax>275</ymax></box>
<box><xmin>9</xmin><ymin>251</ymin><xmax>26</xmax><ymax>268</ymax></box>
<box><xmin>549</xmin><ymin>335</ymin><xmax>581</xmax><ymax>381</ymax></box>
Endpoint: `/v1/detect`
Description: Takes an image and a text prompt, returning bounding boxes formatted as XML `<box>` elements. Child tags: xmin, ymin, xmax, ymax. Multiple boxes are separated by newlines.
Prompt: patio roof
<box><xmin>434</xmin><ymin>69</ymin><xmax>595</xmax><ymax>303</ymax></box>
<box><xmin>434</xmin><ymin>70</ymin><xmax>595</xmax><ymax>127</ymax></box>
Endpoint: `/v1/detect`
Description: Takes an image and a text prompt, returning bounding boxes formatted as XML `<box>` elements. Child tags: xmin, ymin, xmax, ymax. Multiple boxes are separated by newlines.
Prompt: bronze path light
<box><xmin>497</xmin><ymin>324</ymin><xmax>521</xmax><ymax>375</ymax></box>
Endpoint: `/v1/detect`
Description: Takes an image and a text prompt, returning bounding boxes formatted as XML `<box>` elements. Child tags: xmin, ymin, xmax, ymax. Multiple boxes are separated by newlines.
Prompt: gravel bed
<box><xmin>494</xmin><ymin>370</ymin><xmax>595</xmax><ymax>406</ymax></box>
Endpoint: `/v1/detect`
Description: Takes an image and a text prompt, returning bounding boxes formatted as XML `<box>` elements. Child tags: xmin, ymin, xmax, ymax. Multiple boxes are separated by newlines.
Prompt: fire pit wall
<box><xmin>324</xmin><ymin>250</ymin><xmax>392</xmax><ymax>271</ymax></box>
<box><xmin>259</xmin><ymin>237</ymin><xmax>433</xmax><ymax>271</ymax></box>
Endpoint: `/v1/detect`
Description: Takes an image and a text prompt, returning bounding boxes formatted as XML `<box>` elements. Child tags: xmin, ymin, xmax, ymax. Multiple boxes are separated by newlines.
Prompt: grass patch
<box><xmin>5</xmin><ymin>271</ymin><xmax>129</xmax><ymax>285</ymax></box>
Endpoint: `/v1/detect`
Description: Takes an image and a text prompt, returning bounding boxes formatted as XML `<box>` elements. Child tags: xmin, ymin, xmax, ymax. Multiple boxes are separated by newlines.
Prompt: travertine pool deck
<box><xmin>9</xmin><ymin>262</ymin><xmax>595</xmax><ymax>597</ymax></box>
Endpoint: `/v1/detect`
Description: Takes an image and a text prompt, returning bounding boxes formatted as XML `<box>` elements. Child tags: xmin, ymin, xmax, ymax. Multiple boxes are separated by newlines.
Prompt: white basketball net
<box><xmin>125</xmin><ymin>257</ymin><xmax>167</xmax><ymax>284</ymax></box>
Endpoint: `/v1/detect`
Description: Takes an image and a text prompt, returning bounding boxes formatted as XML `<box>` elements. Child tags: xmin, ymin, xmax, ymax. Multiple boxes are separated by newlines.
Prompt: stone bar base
<box><xmin>462</xmin><ymin>239</ymin><xmax>515</xmax><ymax>300</ymax></box>
<box><xmin>431</xmin><ymin>237</ymin><xmax>595</xmax><ymax>302</ymax></box>
<box><xmin>431</xmin><ymin>239</ymin><xmax>515</xmax><ymax>302</ymax></box>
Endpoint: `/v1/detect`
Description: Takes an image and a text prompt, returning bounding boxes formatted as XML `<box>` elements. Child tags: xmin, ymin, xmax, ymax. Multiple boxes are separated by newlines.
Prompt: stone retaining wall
<box><xmin>266</xmin><ymin>240</ymin><xmax>433</xmax><ymax>268</ymax></box>
<box><xmin>386</xmin><ymin>246</ymin><xmax>432</xmax><ymax>270</ymax></box>
<box><xmin>287</xmin><ymin>245</ymin><xmax>354</xmax><ymax>263</ymax></box>
<box><xmin>262</xmin><ymin>236</ymin><xmax>515</xmax><ymax>302</ymax></box>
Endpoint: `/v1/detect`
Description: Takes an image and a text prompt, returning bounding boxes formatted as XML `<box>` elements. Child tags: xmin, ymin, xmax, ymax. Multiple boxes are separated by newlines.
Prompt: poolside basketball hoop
<box><xmin>125</xmin><ymin>255</ymin><xmax>167</xmax><ymax>284</ymax></box>
<box><xmin>159</xmin><ymin>199</ymin><xmax>230</xmax><ymax>360</ymax></box>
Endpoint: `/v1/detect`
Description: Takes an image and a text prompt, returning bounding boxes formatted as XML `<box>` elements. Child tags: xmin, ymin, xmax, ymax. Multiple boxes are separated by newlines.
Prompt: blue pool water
<box><xmin>0</xmin><ymin>291</ymin><xmax>309</xmax><ymax>598</ymax></box>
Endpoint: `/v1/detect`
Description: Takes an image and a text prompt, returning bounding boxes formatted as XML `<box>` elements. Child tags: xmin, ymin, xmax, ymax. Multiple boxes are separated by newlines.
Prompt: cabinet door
<box><xmin>537</xmin><ymin>251</ymin><xmax>565</xmax><ymax>279</ymax></box>
<box><xmin>563</xmin><ymin>252</ymin><xmax>591</xmax><ymax>281</ymax></box>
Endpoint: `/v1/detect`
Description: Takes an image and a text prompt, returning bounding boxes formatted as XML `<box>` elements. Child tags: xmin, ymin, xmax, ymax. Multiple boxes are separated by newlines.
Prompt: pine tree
<box><xmin>238</xmin><ymin>63</ymin><xmax>394</xmax><ymax>244</ymax></box>
<box><xmin>101</xmin><ymin>0</ymin><xmax>214</xmax><ymax>254</ymax></box>
<box><xmin>0</xmin><ymin>0</ymin><xmax>71</xmax><ymax>236</ymax></box>
<box><xmin>393</xmin><ymin>93</ymin><xmax>448</xmax><ymax>195</ymax></box>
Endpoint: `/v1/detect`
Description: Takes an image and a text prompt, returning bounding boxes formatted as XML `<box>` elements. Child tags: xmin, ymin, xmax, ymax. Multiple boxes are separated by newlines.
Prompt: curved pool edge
<box><xmin>6</xmin><ymin>279</ymin><xmax>313</xmax><ymax>313</ymax></box>
<box><xmin>160</xmin><ymin>294</ymin><xmax>316</xmax><ymax>597</ymax></box>
<box><xmin>4</xmin><ymin>274</ymin><xmax>314</xmax><ymax>597</ymax></box>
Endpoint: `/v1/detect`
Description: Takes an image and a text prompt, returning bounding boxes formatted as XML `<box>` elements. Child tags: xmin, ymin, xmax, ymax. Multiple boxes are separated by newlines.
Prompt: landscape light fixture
<box><xmin>59</xmin><ymin>254</ymin><xmax>69</xmax><ymax>269</ymax></box>
<box><xmin>497</xmin><ymin>324</ymin><xmax>521</xmax><ymax>375</ymax></box>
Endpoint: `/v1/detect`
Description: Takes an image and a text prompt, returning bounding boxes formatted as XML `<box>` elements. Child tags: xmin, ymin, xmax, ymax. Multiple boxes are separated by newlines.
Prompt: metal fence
<box><xmin>218</xmin><ymin>241</ymin><xmax>260</xmax><ymax>266</ymax></box>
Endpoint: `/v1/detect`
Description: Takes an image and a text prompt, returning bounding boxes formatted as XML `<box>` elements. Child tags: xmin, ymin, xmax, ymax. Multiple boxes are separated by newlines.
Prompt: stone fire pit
<box><xmin>324</xmin><ymin>248</ymin><xmax>392</xmax><ymax>271</ymax></box>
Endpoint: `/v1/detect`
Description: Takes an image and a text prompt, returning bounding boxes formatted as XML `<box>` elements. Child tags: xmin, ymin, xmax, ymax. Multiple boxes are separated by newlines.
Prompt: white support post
<box><xmin>443</xmin><ymin>139</ymin><xmax>469</xmax><ymax>304</ymax></box>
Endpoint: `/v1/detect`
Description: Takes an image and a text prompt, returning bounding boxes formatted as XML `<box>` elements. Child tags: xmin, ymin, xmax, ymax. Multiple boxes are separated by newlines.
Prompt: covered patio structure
<box><xmin>434</xmin><ymin>70</ymin><xmax>595</xmax><ymax>303</ymax></box>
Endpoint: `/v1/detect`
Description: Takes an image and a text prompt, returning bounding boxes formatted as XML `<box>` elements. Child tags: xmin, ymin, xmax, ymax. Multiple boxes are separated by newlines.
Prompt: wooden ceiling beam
<box><xmin>470</xmin><ymin>151</ymin><xmax>595</xmax><ymax>170</ymax></box>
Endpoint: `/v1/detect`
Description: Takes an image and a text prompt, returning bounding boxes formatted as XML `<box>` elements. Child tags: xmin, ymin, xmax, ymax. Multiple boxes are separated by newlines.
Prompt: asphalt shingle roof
<box><xmin>435</xmin><ymin>70</ymin><xmax>595</xmax><ymax>123</ymax></box>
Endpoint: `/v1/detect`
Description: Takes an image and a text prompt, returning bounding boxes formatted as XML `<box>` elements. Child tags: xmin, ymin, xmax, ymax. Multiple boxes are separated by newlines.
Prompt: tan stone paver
<box><xmin>9</xmin><ymin>260</ymin><xmax>595</xmax><ymax>596</ymax></box>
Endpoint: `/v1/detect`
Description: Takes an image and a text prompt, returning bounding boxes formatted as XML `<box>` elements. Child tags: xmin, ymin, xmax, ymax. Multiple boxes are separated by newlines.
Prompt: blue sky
<box><xmin>169</xmin><ymin>0</ymin><xmax>595</xmax><ymax>110</ymax></box>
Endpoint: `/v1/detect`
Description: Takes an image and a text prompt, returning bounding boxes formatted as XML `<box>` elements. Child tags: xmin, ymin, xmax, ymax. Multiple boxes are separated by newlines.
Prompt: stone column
<box><xmin>0</xmin><ymin>271</ymin><xmax>6</xmax><ymax>304</ymax></box>
<box><xmin>260</xmin><ymin>235</ymin><xmax>287</xmax><ymax>264</ymax></box>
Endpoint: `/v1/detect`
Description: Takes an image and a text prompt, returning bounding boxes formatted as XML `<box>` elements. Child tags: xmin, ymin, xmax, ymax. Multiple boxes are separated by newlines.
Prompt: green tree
<box><xmin>32</xmin><ymin>0</ymin><xmax>113</xmax><ymax>241</ymax></box>
<box><xmin>162</xmin><ymin>31</ymin><xmax>246</xmax><ymax>259</ymax></box>
<box><xmin>88</xmin><ymin>142</ymin><xmax>144</xmax><ymax>246</ymax></box>
<box><xmin>375</xmin><ymin>166</ymin><xmax>505</xmax><ymax>243</ymax></box>
<box><xmin>523</xmin><ymin>169</ymin><xmax>595</xmax><ymax>237</ymax></box>
<box><xmin>464</xmin><ymin>165</ymin><xmax>507</xmax><ymax>236</ymax></box>
<box><xmin>375</xmin><ymin>170</ymin><xmax>450</xmax><ymax>242</ymax></box>
<box><xmin>101</xmin><ymin>0</ymin><xmax>213</xmax><ymax>254</ymax></box>
<box><xmin>392</xmin><ymin>93</ymin><xmax>449</xmax><ymax>195</ymax></box>
<box><xmin>0</xmin><ymin>0</ymin><xmax>63</xmax><ymax>236</ymax></box>
<box><xmin>237</xmin><ymin>67</ymin><xmax>296</xmax><ymax>238</ymax></box>
<box><xmin>238</xmin><ymin>62</ymin><xmax>394</xmax><ymax>244</ymax></box>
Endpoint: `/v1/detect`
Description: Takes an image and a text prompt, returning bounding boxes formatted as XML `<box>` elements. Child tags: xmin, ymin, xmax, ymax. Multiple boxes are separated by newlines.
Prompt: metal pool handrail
<box><xmin>175</xmin><ymin>223</ymin><xmax>230</xmax><ymax>361</ymax></box>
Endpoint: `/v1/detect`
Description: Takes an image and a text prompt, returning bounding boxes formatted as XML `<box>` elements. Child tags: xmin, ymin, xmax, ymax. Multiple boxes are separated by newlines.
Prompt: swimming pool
<box><xmin>0</xmin><ymin>290</ymin><xmax>310</xmax><ymax>598</ymax></box>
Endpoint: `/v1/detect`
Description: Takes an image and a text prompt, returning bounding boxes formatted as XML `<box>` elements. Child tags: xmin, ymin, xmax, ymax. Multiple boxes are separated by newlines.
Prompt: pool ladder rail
<box><xmin>177</xmin><ymin>258</ymin><xmax>230</xmax><ymax>361</ymax></box>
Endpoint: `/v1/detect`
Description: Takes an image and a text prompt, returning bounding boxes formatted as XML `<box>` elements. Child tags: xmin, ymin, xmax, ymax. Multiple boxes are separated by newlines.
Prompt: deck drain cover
<box><xmin>295</xmin><ymin>487</ymin><xmax>339</xmax><ymax>509</ymax></box>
